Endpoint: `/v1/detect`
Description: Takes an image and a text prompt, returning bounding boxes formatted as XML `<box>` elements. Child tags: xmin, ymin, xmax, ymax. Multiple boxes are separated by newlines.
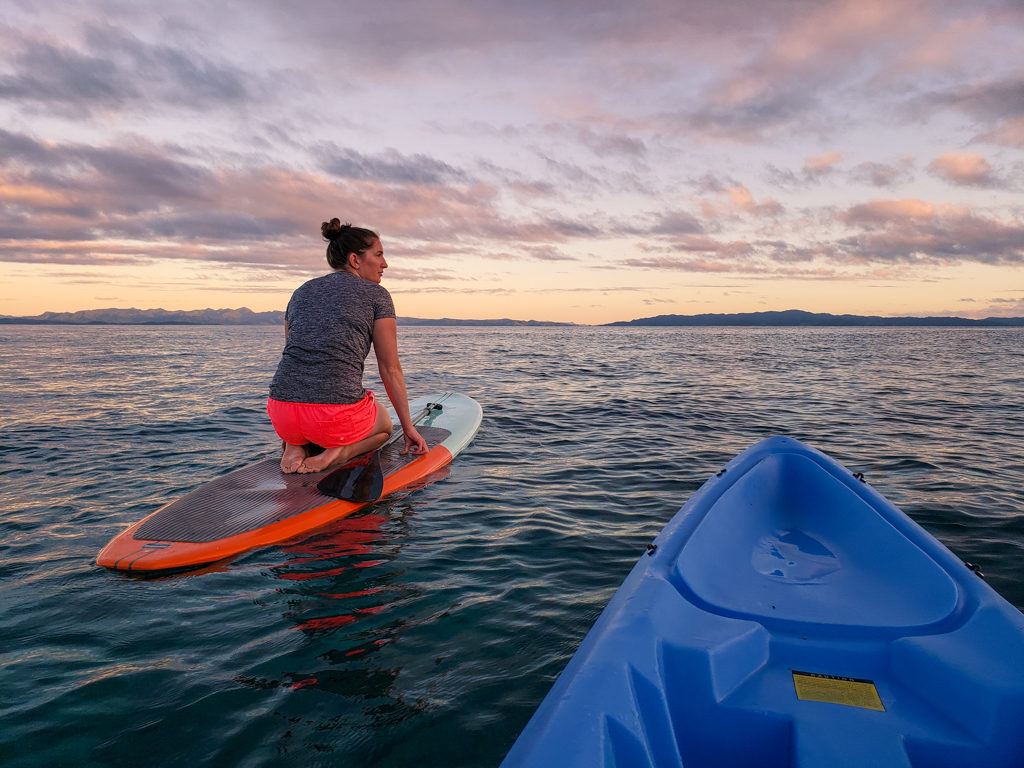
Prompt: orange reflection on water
<box><xmin>274</xmin><ymin>512</ymin><xmax>394</xmax><ymax>643</ymax></box>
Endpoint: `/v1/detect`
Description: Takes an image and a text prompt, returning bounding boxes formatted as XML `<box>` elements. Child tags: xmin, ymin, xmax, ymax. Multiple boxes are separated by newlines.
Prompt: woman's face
<box><xmin>350</xmin><ymin>238</ymin><xmax>387</xmax><ymax>283</ymax></box>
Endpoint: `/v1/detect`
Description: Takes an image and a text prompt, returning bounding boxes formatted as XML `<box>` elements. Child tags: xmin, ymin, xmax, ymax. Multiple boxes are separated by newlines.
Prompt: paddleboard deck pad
<box><xmin>97</xmin><ymin>392</ymin><xmax>481</xmax><ymax>572</ymax></box>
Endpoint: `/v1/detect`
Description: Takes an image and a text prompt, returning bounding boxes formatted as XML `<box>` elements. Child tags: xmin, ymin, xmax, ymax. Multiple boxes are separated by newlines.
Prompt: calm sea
<box><xmin>2</xmin><ymin>325</ymin><xmax>1022</xmax><ymax>767</ymax></box>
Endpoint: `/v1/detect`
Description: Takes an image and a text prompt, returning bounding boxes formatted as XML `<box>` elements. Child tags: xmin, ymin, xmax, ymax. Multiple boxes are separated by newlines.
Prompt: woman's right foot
<box><xmin>280</xmin><ymin>443</ymin><xmax>307</xmax><ymax>474</ymax></box>
<box><xmin>297</xmin><ymin>446</ymin><xmax>347</xmax><ymax>473</ymax></box>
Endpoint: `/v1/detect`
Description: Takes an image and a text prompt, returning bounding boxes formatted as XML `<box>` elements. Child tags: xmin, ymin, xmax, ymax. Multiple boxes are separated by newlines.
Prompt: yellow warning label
<box><xmin>792</xmin><ymin>671</ymin><xmax>885</xmax><ymax>711</ymax></box>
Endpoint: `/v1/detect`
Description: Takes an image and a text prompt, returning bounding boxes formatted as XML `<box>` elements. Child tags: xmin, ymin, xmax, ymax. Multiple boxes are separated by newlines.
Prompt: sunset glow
<box><xmin>1</xmin><ymin>1</ymin><xmax>1022</xmax><ymax>323</ymax></box>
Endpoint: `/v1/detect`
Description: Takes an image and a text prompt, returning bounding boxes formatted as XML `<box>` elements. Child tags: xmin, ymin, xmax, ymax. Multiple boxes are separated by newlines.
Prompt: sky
<box><xmin>1</xmin><ymin>0</ymin><xmax>1023</xmax><ymax>323</ymax></box>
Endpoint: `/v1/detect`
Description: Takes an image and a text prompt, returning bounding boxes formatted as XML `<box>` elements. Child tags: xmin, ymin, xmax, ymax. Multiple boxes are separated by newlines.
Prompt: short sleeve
<box><xmin>284</xmin><ymin>291</ymin><xmax>296</xmax><ymax>324</ymax></box>
<box><xmin>374</xmin><ymin>286</ymin><xmax>396</xmax><ymax>320</ymax></box>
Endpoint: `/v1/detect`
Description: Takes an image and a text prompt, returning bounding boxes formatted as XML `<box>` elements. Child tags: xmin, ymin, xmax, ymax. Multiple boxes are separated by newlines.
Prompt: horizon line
<box><xmin>4</xmin><ymin>306</ymin><xmax>1024</xmax><ymax>327</ymax></box>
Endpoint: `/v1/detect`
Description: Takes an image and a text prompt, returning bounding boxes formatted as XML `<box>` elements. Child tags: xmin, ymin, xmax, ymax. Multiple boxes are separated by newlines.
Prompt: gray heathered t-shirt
<box><xmin>269</xmin><ymin>271</ymin><xmax>396</xmax><ymax>404</ymax></box>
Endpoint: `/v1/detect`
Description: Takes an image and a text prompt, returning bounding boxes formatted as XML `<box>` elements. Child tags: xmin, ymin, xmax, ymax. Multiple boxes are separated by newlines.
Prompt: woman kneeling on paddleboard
<box><xmin>267</xmin><ymin>219</ymin><xmax>428</xmax><ymax>474</ymax></box>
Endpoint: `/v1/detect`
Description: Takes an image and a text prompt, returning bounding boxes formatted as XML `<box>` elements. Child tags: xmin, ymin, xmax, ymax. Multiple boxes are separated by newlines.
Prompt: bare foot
<box><xmin>297</xmin><ymin>446</ymin><xmax>349</xmax><ymax>473</ymax></box>
<box><xmin>280</xmin><ymin>443</ymin><xmax>307</xmax><ymax>474</ymax></box>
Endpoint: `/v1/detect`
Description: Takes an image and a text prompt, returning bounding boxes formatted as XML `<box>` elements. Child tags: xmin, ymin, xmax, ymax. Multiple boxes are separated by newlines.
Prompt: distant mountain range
<box><xmin>2</xmin><ymin>307</ymin><xmax>1023</xmax><ymax>327</ymax></box>
<box><xmin>0</xmin><ymin>307</ymin><xmax>573</xmax><ymax>326</ymax></box>
<box><xmin>607</xmin><ymin>309</ymin><xmax>1024</xmax><ymax>327</ymax></box>
<box><xmin>0</xmin><ymin>307</ymin><xmax>284</xmax><ymax>325</ymax></box>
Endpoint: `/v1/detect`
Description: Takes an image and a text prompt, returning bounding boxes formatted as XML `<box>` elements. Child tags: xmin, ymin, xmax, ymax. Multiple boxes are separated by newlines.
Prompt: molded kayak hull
<box><xmin>503</xmin><ymin>436</ymin><xmax>1024</xmax><ymax>767</ymax></box>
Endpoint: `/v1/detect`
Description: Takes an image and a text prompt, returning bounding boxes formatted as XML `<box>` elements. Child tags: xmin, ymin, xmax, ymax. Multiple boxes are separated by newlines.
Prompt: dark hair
<box><xmin>321</xmin><ymin>218</ymin><xmax>379</xmax><ymax>270</ymax></box>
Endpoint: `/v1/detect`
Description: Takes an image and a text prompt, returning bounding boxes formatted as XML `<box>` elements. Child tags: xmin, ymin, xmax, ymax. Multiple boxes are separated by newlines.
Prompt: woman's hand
<box><xmin>402</xmin><ymin>426</ymin><xmax>429</xmax><ymax>455</ymax></box>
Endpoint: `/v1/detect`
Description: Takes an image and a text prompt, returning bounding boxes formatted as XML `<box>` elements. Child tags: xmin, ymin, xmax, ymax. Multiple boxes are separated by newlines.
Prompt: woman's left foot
<box><xmin>280</xmin><ymin>443</ymin><xmax>307</xmax><ymax>473</ymax></box>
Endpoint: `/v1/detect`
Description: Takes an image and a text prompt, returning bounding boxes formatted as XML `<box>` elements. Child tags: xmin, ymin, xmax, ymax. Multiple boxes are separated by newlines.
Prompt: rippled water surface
<box><xmin>2</xmin><ymin>325</ymin><xmax>1023</xmax><ymax>767</ymax></box>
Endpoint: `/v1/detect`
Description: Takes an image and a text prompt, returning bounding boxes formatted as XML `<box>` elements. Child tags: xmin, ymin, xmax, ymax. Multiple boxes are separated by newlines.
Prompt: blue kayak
<box><xmin>503</xmin><ymin>436</ymin><xmax>1024</xmax><ymax>767</ymax></box>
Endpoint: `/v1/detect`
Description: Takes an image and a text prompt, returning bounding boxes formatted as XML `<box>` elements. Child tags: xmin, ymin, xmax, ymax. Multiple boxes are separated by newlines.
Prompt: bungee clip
<box><xmin>964</xmin><ymin>561</ymin><xmax>986</xmax><ymax>580</ymax></box>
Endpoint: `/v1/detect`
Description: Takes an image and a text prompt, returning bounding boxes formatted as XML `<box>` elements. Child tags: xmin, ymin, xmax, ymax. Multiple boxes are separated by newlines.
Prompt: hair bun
<box><xmin>320</xmin><ymin>218</ymin><xmax>352</xmax><ymax>241</ymax></box>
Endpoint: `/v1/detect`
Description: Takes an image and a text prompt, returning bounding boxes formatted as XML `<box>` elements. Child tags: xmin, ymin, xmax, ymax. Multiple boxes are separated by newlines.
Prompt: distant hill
<box><xmin>6</xmin><ymin>307</ymin><xmax>1022</xmax><ymax>327</ymax></box>
<box><xmin>606</xmin><ymin>309</ymin><xmax>1024</xmax><ymax>327</ymax></box>
<box><xmin>0</xmin><ymin>307</ymin><xmax>285</xmax><ymax>325</ymax></box>
<box><xmin>398</xmin><ymin>317</ymin><xmax>573</xmax><ymax>327</ymax></box>
<box><xmin>0</xmin><ymin>307</ymin><xmax>573</xmax><ymax>326</ymax></box>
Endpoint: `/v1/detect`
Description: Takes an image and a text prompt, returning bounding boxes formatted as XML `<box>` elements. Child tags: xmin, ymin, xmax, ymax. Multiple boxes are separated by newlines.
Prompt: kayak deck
<box><xmin>503</xmin><ymin>436</ymin><xmax>1024</xmax><ymax>767</ymax></box>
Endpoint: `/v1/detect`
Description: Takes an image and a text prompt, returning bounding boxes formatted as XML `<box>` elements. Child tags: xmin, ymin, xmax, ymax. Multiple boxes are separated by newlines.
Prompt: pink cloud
<box><xmin>978</xmin><ymin>117</ymin><xmax>1024</xmax><ymax>148</ymax></box>
<box><xmin>839</xmin><ymin>198</ymin><xmax>1024</xmax><ymax>264</ymax></box>
<box><xmin>727</xmin><ymin>185</ymin><xmax>784</xmax><ymax>217</ymax></box>
<box><xmin>707</xmin><ymin>0</ymin><xmax>924</xmax><ymax>112</ymax></box>
<box><xmin>0</xmin><ymin>128</ymin><xmax>608</xmax><ymax>269</ymax></box>
<box><xmin>927</xmin><ymin>152</ymin><xmax>997</xmax><ymax>186</ymax></box>
<box><xmin>803</xmin><ymin>151</ymin><xmax>843</xmax><ymax>177</ymax></box>
<box><xmin>842</xmin><ymin>199</ymin><xmax>948</xmax><ymax>224</ymax></box>
<box><xmin>893</xmin><ymin>16</ymin><xmax>988</xmax><ymax>71</ymax></box>
<box><xmin>700</xmin><ymin>184</ymin><xmax>784</xmax><ymax>219</ymax></box>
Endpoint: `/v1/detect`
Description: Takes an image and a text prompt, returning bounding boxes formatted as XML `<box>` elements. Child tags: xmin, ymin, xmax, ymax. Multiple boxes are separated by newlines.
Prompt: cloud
<box><xmin>631</xmin><ymin>233</ymin><xmax>754</xmax><ymax>258</ymax></box>
<box><xmin>927</xmin><ymin>152</ymin><xmax>999</xmax><ymax>187</ymax></box>
<box><xmin>673</xmin><ymin>0</ymin><xmax>936</xmax><ymax>140</ymax></box>
<box><xmin>925</xmin><ymin>76</ymin><xmax>1024</xmax><ymax>122</ymax></box>
<box><xmin>676</xmin><ymin>89</ymin><xmax>822</xmax><ymax>142</ymax></box>
<box><xmin>977</xmin><ymin>117</ymin><xmax>1024</xmax><ymax>148</ymax></box>
<box><xmin>530</xmin><ymin>152</ymin><xmax>648</xmax><ymax>195</ymax></box>
<box><xmin>390</xmin><ymin>285</ymin><xmax>516</xmax><ymax>296</ymax></box>
<box><xmin>623</xmin><ymin>255</ymin><xmax>751</xmax><ymax>273</ymax></box>
<box><xmin>842</xmin><ymin>199</ymin><xmax>949</xmax><ymax>224</ymax></box>
<box><xmin>378</xmin><ymin>266</ymin><xmax>461</xmax><ymax>281</ymax></box>
<box><xmin>255</xmin><ymin>1</ymin><xmax>801</xmax><ymax>71</ymax></box>
<box><xmin>0</xmin><ymin>128</ymin><xmax>607</xmax><ymax>270</ymax></box>
<box><xmin>700</xmin><ymin>184</ymin><xmax>784</xmax><ymax>219</ymax></box>
<box><xmin>917</xmin><ymin>75</ymin><xmax>1024</xmax><ymax>147</ymax></box>
<box><xmin>0</xmin><ymin>25</ymin><xmax>252</xmax><ymax>117</ymax></box>
<box><xmin>538</xmin><ymin>124</ymin><xmax>647</xmax><ymax>159</ymax></box>
<box><xmin>625</xmin><ymin>193</ymin><xmax>1024</xmax><ymax>277</ymax></box>
<box><xmin>803</xmin><ymin>152</ymin><xmax>843</xmax><ymax>179</ymax></box>
<box><xmin>574</xmin><ymin>129</ymin><xmax>647</xmax><ymax>159</ymax></box>
<box><xmin>320</xmin><ymin>146</ymin><xmax>469</xmax><ymax>185</ymax></box>
<box><xmin>767</xmin><ymin>153</ymin><xmax>853</xmax><ymax>189</ymax></box>
<box><xmin>520</xmin><ymin>245</ymin><xmax>578</xmax><ymax>261</ymax></box>
<box><xmin>0</xmin><ymin>128</ymin><xmax>216</xmax><ymax>208</ymax></box>
<box><xmin>849</xmin><ymin>159</ymin><xmax>915</xmax><ymax>187</ymax></box>
<box><xmin>838</xmin><ymin>198</ymin><xmax>1024</xmax><ymax>265</ymax></box>
<box><xmin>972</xmin><ymin>296</ymin><xmax>1024</xmax><ymax>317</ymax></box>
<box><xmin>647</xmin><ymin>210</ymin><xmax>705</xmax><ymax>236</ymax></box>
<box><xmin>476</xmin><ymin>244</ymin><xmax>579</xmax><ymax>261</ymax></box>
<box><xmin>622</xmin><ymin>252</ymin><xmax>841</xmax><ymax>279</ymax></box>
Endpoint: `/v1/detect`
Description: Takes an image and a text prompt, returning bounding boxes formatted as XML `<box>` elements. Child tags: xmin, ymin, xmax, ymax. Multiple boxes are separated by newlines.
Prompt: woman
<box><xmin>267</xmin><ymin>219</ymin><xmax>428</xmax><ymax>474</ymax></box>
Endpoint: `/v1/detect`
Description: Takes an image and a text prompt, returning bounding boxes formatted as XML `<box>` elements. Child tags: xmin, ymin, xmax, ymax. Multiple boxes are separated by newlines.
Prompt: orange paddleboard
<box><xmin>97</xmin><ymin>393</ymin><xmax>481</xmax><ymax>572</ymax></box>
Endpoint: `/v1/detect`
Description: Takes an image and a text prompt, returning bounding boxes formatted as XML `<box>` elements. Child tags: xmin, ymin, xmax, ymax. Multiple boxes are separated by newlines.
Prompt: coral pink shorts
<box><xmin>267</xmin><ymin>391</ymin><xmax>378</xmax><ymax>448</ymax></box>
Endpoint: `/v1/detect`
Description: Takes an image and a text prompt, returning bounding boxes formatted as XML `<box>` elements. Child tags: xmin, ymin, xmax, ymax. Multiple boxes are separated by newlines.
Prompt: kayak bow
<box><xmin>503</xmin><ymin>436</ymin><xmax>1024</xmax><ymax>768</ymax></box>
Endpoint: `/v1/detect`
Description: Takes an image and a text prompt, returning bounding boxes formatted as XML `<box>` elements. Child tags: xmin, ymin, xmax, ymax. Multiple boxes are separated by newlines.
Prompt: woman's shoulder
<box><xmin>296</xmin><ymin>271</ymin><xmax>392</xmax><ymax>303</ymax></box>
<box><xmin>347</xmin><ymin>275</ymin><xmax>393</xmax><ymax>301</ymax></box>
<box><xmin>294</xmin><ymin>272</ymin><xmax>333</xmax><ymax>293</ymax></box>
<box><xmin>368</xmin><ymin>281</ymin><xmax>393</xmax><ymax>299</ymax></box>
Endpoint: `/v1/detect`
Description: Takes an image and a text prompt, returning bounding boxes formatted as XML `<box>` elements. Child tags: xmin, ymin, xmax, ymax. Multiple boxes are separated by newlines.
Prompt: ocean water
<box><xmin>1</xmin><ymin>325</ymin><xmax>1022</xmax><ymax>767</ymax></box>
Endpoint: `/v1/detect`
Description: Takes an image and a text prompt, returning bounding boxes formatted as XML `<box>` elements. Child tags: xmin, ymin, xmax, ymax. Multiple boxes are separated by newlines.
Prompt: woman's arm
<box><xmin>372</xmin><ymin>317</ymin><xmax>428</xmax><ymax>454</ymax></box>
